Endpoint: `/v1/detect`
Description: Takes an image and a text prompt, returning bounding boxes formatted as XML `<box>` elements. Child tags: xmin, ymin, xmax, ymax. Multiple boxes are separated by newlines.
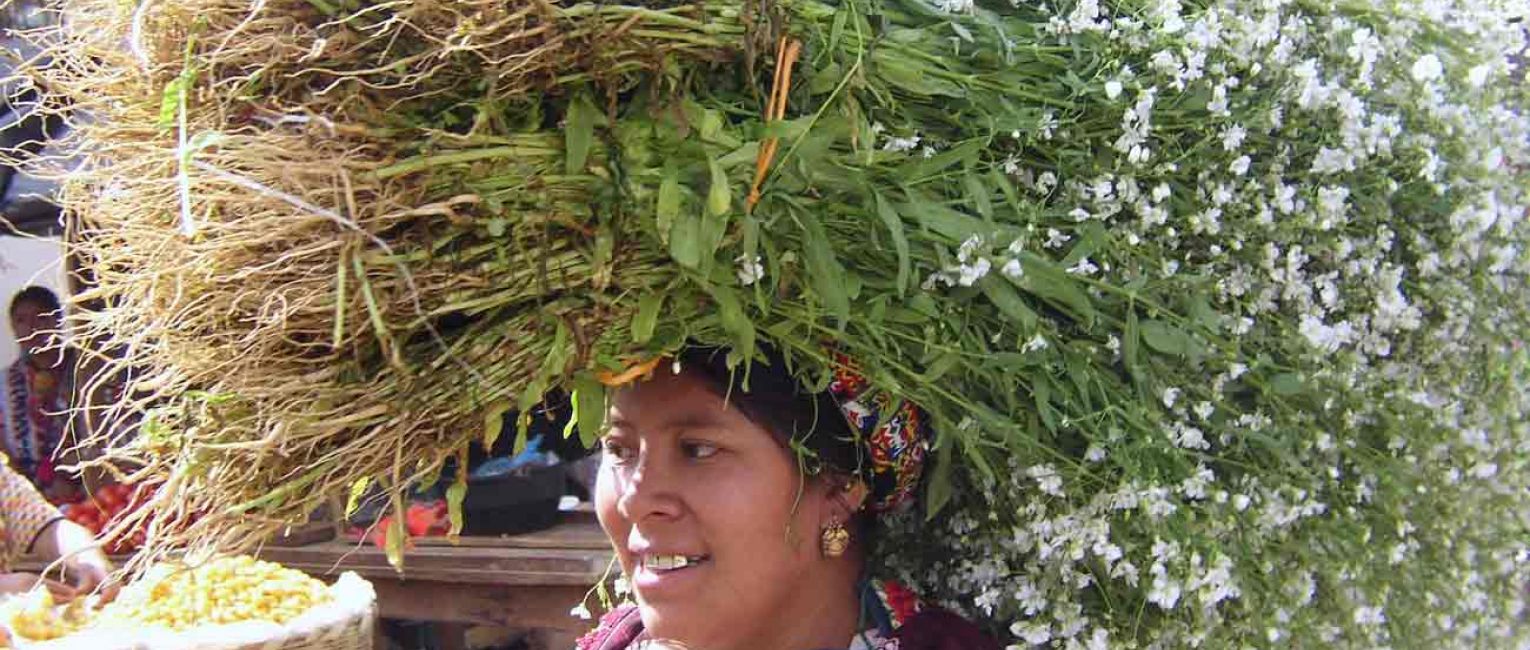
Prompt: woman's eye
<box><xmin>681</xmin><ymin>441</ymin><xmax>720</xmax><ymax>460</ymax></box>
<box><xmin>601</xmin><ymin>438</ymin><xmax>636</xmax><ymax>463</ymax></box>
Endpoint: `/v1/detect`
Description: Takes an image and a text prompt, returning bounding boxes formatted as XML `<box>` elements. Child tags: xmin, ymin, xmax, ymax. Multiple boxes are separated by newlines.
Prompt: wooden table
<box><xmin>260</xmin><ymin>513</ymin><xmax>614</xmax><ymax>649</ymax></box>
<box><xmin>261</xmin><ymin>515</ymin><xmax>613</xmax><ymax>629</ymax></box>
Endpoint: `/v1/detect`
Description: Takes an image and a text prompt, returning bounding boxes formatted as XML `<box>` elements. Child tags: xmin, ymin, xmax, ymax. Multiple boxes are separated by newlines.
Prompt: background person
<box><xmin>0</xmin><ymin>286</ymin><xmax>80</xmax><ymax>502</ymax></box>
<box><xmin>0</xmin><ymin>451</ymin><xmax>113</xmax><ymax>601</ymax></box>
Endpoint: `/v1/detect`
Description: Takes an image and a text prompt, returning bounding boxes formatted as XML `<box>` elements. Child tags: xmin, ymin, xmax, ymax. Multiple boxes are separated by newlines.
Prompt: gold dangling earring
<box><xmin>821</xmin><ymin>517</ymin><xmax>850</xmax><ymax>558</ymax></box>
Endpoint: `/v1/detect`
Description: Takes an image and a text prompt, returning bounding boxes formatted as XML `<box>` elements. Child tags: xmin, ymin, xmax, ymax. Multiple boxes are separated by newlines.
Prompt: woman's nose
<box><xmin>615</xmin><ymin>449</ymin><xmax>683</xmax><ymax>522</ymax></box>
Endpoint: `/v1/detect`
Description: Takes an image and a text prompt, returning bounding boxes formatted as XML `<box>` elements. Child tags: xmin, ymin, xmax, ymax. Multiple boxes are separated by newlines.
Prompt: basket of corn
<box><xmin>0</xmin><ymin>556</ymin><xmax>374</xmax><ymax>650</ymax></box>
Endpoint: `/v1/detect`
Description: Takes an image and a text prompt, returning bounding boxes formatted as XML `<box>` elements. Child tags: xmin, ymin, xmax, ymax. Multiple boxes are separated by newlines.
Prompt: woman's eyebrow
<box><xmin>630</xmin><ymin>411</ymin><xmax>732</xmax><ymax>434</ymax></box>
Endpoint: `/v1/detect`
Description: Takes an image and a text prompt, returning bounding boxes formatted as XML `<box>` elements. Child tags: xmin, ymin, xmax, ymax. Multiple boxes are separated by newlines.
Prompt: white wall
<box><xmin>0</xmin><ymin>235</ymin><xmax>67</xmax><ymax>368</ymax></box>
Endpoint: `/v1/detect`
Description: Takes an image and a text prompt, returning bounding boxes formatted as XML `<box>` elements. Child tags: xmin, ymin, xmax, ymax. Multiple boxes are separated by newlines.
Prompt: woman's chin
<box><xmin>638</xmin><ymin>603</ymin><xmax>716</xmax><ymax>647</ymax></box>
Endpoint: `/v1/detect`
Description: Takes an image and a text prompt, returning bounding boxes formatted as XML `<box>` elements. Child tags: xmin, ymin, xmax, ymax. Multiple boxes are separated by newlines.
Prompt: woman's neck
<box><xmin>731</xmin><ymin>566</ymin><xmax>864</xmax><ymax>650</ymax></box>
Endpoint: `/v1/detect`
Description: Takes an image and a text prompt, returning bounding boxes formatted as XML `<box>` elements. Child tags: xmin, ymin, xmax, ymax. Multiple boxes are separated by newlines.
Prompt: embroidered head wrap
<box><xmin>828</xmin><ymin>354</ymin><xmax>932</xmax><ymax>513</ymax></box>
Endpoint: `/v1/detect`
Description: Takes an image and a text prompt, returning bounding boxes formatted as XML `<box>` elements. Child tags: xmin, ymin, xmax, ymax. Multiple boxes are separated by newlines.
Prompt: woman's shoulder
<box><xmin>575</xmin><ymin>605</ymin><xmax>645</xmax><ymax>650</ymax></box>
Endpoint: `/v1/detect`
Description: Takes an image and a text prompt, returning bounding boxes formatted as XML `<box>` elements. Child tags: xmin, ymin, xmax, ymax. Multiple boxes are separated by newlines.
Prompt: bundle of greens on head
<box><xmin>5</xmin><ymin>0</ymin><xmax>1527</xmax><ymax>645</ymax></box>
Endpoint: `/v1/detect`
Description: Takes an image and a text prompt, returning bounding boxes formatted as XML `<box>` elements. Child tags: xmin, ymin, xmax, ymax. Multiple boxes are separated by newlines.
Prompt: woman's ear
<box><xmin>824</xmin><ymin>477</ymin><xmax>869</xmax><ymax>523</ymax></box>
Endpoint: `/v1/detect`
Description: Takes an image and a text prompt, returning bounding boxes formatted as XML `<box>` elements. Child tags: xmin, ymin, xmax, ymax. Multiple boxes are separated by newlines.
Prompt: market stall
<box><xmin>19</xmin><ymin>511</ymin><xmax>610</xmax><ymax>649</ymax></box>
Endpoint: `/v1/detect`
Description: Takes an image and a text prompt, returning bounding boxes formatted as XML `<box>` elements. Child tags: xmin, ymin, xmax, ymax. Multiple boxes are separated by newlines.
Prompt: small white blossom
<box><xmin>735</xmin><ymin>254</ymin><xmax>764</xmax><ymax>286</ymax></box>
<box><xmin>1038</xmin><ymin>111</ymin><xmax>1058</xmax><ymax>140</ymax></box>
<box><xmin>933</xmin><ymin>0</ymin><xmax>973</xmax><ymax>12</ymax></box>
<box><xmin>1221</xmin><ymin>124</ymin><xmax>1247</xmax><ymax>152</ymax></box>
<box><xmin>883</xmin><ymin>134</ymin><xmax>922</xmax><ymax>152</ymax></box>
<box><xmin>1085</xmin><ymin>445</ymin><xmax>1107</xmax><ymax>462</ymax></box>
<box><xmin>1066</xmin><ymin>258</ymin><xmax>1098</xmax><ymax>275</ymax></box>
<box><xmin>1410</xmin><ymin>54</ymin><xmax>1443</xmax><ymax>82</ymax></box>
<box><xmin>1028</xmin><ymin>464</ymin><xmax>1064</xmax><ymax>496</ymax></box>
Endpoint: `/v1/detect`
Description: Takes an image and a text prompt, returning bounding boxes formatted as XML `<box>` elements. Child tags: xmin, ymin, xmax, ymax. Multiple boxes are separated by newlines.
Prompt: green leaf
<box><xmin>698</xmin><ymin>108</ymin><xmax>724</xmax><ymax>142</ymax></box>
<box><xmin>990</xmin><ymin>168</ymin><xmax>1025</xmax><ymax>218</ymax></box>
<box><xmin>1062</xmin><ymin>222</ymin><xmax>1106</xmax><ymax>267</ymax></box>
<box><xmin>344</xmin><ymin>477</ymin><xmax>370</xmax><ymax>519</ymax></box>
<box><xmin>1140</xmin><ymin>320</ymin><xmax>1195</xmax><ymax>356</ymax></box>
<box><xmin>565</xmin><ymin>91</ymin><xmax>600</xmax><ymax>175</ymax></box>
<box><xmin>486</xmin><ymin>218</ymin><xmax>508</xmax><ymax>237</ymax></box>
<box><xmin>158</xmin><ymin>77</ymin><xmax>187</xmax><ymax>132</ymax></box>
<box><xmin>385</xmin><ymin>493</ymin><xmax>406</xmax><ymax>571</ymax></box>
<box><xmin>1124</xmin><ymin>310</ymin><xmax>1142</xmax><ymax>378</ymax></box>
<box><xmin>923</xmin><ymin>352</ymin><xmax>961</xmax><ymax>383</ymax></box>
<box><xmin>899</xmin><ymin>139</ymin><xmax>984</xmax><ymax>181</ymax></box>
<box><xmin>669</xmin><ymin>212</ymin><xmax>703</xmax><ymax>268</ymax></box>
<box><xmin>708</xmin><ymin>284</ymin><xmax>757</xmax><ymax>362</ymax></box>
<box><xmin>632</xmin><ymin>293</ymin><xmax>663</xmax><ymax>344</ymax></box>
<box><xmin>656</xmin><ymin>166</ymin><xmax>682</xmax><ymax>242</ymax></box>
<box><xmin>1035</xmin><ymin>380</ymin><xmax>1057</xmax><ymax>432</ymax></box>
<box><xmin>873</xmin><ymin>49</ymin><xmax>964</xmax><ymax>97</ymax></box>
<box><xmin>573</xmin><ymin>374</ymin><xmax>607</xmax><ymax>448</ymax></box>
<box><xmin>482</xmin><ymin>401</ymin><xmax>511</xmax><ymax>452</ymax></box>
<box><xmin>1270</xmin><ymin>373</ymin><xmax>1305</xmax><ymax>396</ymax></box>
<box><xmin>898</xmin><ymin>193</ymin><xmax>994</xmax><ymax>242</ymax></box>
<box><xmin>980</xmin><ymin>277</ymin><xmax>1038</xmax><ymax>332</ymax></box>
<box><xmin>924</xmin><ymin>448</ymin><xmax>953</xmax><ymax>520</ymax></box>
<box><xmin>874</xmin><ymin>194</ymin><xmax>912</xmax><ymax>296</ymax></box>
<box><xmin>796</xmin><ymin>209</ymin><xmax>851</xmax><ymax>324</ymax></box>
<box><xmin>964</xmin><ymin>172</ymin><xmax>993</xmax><ymax>220</ymax></box>
<box><xmin>1018</xmin><ymin>254</ymin><xmax>1098</xmax><ymax>328</ymax></box>
<box><xmin>446</xmin><ymin>450</ymin><xmax>467</xmax><ymax>542</ymax></box>
<box><xmin>707</xmin><ymin>155</ymin><xmax>730</xmax><ymax>217</ymax></box>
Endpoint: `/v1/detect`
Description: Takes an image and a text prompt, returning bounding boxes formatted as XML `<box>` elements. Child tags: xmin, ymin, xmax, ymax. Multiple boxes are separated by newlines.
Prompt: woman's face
<box><xmin>596</xmin><ymin>369</ymin><xmax>844</xmax><ymax>647</ymax></box>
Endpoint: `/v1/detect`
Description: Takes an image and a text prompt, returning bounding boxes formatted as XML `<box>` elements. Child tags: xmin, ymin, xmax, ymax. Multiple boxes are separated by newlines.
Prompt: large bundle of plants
<box><xmin>2</xmin><ymin>0</ymin><xmax>1526</xmax><ymax>645</ymax></box>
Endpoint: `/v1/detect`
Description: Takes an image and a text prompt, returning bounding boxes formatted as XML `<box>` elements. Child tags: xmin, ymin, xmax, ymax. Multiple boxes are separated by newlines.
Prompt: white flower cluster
<box><xmin>924</xmin><ymin>235</ymin><xmax>1026</xmax><ymax>289</ymax></box>
<box><xmin>882</xmin><ymin>0</ymin><xmax>1530</xmax><ymax>647</ymax></box>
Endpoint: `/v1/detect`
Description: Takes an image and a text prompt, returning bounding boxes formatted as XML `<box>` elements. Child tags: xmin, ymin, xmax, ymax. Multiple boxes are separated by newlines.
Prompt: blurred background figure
<box><xmin>0</xmin><ymin>286</ymin><xmax>78</xmax><ymax>502</ymax></box>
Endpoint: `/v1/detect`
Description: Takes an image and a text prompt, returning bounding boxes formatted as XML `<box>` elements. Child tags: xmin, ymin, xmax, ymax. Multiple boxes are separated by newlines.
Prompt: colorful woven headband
<box><xmin>828</xmin><ymin>354</ymin><xmax>932</xmax><ymax>513</ymax></box>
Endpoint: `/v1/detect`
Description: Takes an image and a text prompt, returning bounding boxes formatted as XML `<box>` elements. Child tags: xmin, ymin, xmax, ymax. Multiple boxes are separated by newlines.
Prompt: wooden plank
<box><xmin>408</xmin><ymin>521</ymin><xmax>610</xmax><ymax>551</ymax></box>
<box><xmin>258</xmin><ymin>540</ymin><xmax>613</xmax><ymax>586</ymax></box>
<box><xmin>369</xmin><ymin>581</ymin><xmax>598</xmax><ymax>631</ymax></box>
<box><xmin>267</xmin><ymin>522</ymin><xmax>338</xmax><ymax>547</ymax></box>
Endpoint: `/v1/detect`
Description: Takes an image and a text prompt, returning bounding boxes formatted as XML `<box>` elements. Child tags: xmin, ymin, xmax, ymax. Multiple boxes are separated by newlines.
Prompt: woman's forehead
<box><xmin>610</xmin><ymin>371</ymin><xmax>752</xmax><ymax>434</ymax></box>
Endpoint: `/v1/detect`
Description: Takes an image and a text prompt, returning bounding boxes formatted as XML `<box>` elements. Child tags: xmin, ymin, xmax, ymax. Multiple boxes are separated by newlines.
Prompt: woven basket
<box><xmin>227</xmin><ymin>605</ymin><xmax>373</xmax><ymax>650</ymax></box>
<box><xmin>229</xmin><ymin>573</ymin><xmax>376</xmax><ymax>650</ymax></box>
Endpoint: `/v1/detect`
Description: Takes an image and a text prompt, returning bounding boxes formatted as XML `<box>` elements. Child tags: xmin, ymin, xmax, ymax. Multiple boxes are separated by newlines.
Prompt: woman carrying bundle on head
<box><xmin>580</xmin><ymin>347</ymin><xmax>999</xmax><ymax>650</ymax></box>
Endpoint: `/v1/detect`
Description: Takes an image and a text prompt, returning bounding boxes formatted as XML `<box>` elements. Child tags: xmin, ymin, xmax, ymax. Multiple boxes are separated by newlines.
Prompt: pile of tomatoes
<box><xmin>62</xmin><ymin>483</ymin><xmax>154</xmax><ymax>554</ymax></box>
<box><xmin>363</xmin><ymin>500</ymin><xmax>450</xmax><ymax>549</ymax></box>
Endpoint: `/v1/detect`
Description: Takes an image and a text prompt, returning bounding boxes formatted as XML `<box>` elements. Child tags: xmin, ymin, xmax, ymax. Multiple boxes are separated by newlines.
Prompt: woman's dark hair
<box><xmin>10</xmin><ymin>285</ymin><xmax>60</xmax><ymax>316</ymax></box>
<box><xmin>675</xmin><ymin>345</ymin><xmax>865</xmax><ymax>486</ymax></box>
<box><xmin>669</xmin><ymin>345</ymin><xmax>884</xmax><ymax>549</ymax></box>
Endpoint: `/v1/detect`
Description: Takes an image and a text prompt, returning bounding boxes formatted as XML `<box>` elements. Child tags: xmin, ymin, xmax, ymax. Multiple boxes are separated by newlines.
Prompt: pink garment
<box><xmin>575</xmin><ymin>604</ymin><xmax>1000</xmax><ymax>650</ymax></box>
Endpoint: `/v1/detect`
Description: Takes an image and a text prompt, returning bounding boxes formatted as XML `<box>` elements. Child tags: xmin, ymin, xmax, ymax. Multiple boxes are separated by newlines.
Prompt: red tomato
<box><xmin>404</xmin><ymin>506</ymin><xmax>435</xmax><ymax>537</ymax></box>
<box><xmin>77</xmin><ymin>513</ymin><xmax>101</xmax><ymax>534</ymax></box>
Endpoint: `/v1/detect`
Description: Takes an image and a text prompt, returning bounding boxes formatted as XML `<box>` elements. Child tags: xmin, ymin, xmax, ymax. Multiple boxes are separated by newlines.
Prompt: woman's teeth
<box><xmin>642</xmin><ymin>554</ymin><xmax>708</xmax><ymax>571</ymax></box>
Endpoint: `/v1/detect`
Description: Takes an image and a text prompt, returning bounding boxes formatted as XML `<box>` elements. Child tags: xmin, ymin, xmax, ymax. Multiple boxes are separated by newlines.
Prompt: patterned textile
<box><xmin>0</xmin><ymin>453</ymin><xmax>64</xmax><ymax>570</ymax></box>
<box><xmin>828</xmin><ymin>354</ymin><xmax>931</xmax><ymax>513</ymax></box>
<box><xmin>574</xmin><ymin>580</ymin><xmax>999</xmax><ymax>650</ymax></box>
<box><xmin>0</xmin><ymin>354</ymin><xmax>73</xmax><ymax>491</ymax></box>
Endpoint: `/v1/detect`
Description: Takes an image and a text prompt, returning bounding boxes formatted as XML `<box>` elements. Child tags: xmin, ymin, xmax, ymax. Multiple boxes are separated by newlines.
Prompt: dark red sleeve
<box><xmin>576</xmin><ymin>605</ymin><xmax>645</xmax><ymax>650</ymax></box>
<box><xmin>891</xmin><ymin>608</ymin><xmax>1002</xmax><ymax>650</ymax></box>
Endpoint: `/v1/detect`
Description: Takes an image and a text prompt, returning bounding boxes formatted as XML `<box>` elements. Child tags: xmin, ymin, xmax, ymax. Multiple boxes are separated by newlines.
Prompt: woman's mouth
<box><xmin>633</xmin><ymin>553</ymin><xmax>712</xmax><ymax>599</ymax></box>
<box><xmin>641</xmin><ymin>554</ymin><xmax>710</xmax><ymax>572</ymax></box>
